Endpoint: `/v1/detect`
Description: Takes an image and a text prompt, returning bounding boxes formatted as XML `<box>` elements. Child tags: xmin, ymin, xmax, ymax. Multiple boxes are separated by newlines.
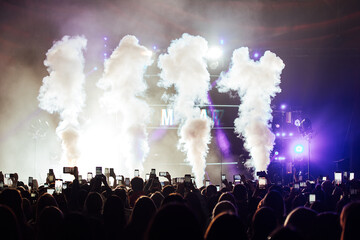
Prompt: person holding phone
<box><xmin>129</xmin><ymin>177</ymin><xmax>145</xmax><ymax>208</ymax></box>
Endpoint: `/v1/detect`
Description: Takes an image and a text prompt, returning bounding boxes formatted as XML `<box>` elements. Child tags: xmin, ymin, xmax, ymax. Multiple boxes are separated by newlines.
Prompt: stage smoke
<box><xmin>38</xmin><ymin>36</ymin><xmax>87</xmax><ymax>166</ymax></box>
<box><xmin>217</xmin><ymin>47</ymin><xmax>284</xmax><ymax>174</ymax></box>
<box><xmin>97</xmin><ymin>35</ymin><xmax>152</xmax><ymax>175</ymax></box>
<box><xmin>158</xmin><ymin>33</ymin><xmax>211</xmax><ymax>187</ymax></box>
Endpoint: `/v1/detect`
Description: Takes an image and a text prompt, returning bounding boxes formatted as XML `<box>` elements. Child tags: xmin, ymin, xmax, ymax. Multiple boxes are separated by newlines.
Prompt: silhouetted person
<box><xmin>36</xmin><ymin>193</ymin><xmax>58</xmax><ymax>222</ymax></box>
<box><xmin>146</xmin><ymin>203</ymin><xmax>203</xmax><ymax>240</ymax></box>
<box><xmin>340</xmin><ymin>201</ymin><xmax>360</xmax><ymax>240</ymax></box>
<box><xmin>150</xmin><ymin>191</ymin><xmax>164</xmax><ymax>209</ymax></box>
<box><xmin>129</xmin><ymin>177</ymin><xmax>145</xmax><ymax>208</ymax></box>
<box><xmin>83</xmin><ymin>192</ymin><xmax>103</xmax><ymax>220</ymax></box>
<box><xmin>37</xmin><ymin>206</ymin><xmax>63</xmax><ymax>240</ymax></box>
<box><xmin>0</xmin><ymin>188</ymin><xmax>35</xmax><ymax>240</ymax></box>
<box><xmin>313</xmin><ymin>211</ymin><xmax>341</xmax><ymax>240</ymax></box>
<box><xmin>161</xmin><ymin>193</ymin><xmax>184</xmax><ymax>206</ymax></box>
<box><xmin>212</xmin><ymin>200</ymin><xmax>237</xmax><ymax>218</ymax></box>
<box><xmin>284</xmin><ymin>207</ymin><xmax>317</xmax><ymax>240</ymax></box>
<box><xmin>103</xmin><ymin>195</ymin><xmax>126</xmax><ymax>240</ymax></box>
<box><xmin>205</xmin><ymin>212</ymin><xmax>247</xmax><ymax>240</ymax></box>
<box><xmin>126</xmin><ymin>196</ymin><xmax>157</xmax><ymax>240</ymax></box>
<box><xmin>0</xmin><ymin>204</ymin><xmax>22</xmax><ymax>240</ymax></box>
<box><xmin>61</xmin><ymin>212</ymin><xmax>91</xmax><ymax>240</ymax></box>
<box><xmin>250</xmin><ymin>207</ymin><xmax>277</xmax><ymax>240</ymax></box>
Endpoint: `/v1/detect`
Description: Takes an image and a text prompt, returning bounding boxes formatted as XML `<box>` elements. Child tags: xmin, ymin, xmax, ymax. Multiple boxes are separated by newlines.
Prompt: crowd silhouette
<box><xmin>0</xmin><ymin>168</ymin><xmax>359</xmax><ymax>240</ymax></box>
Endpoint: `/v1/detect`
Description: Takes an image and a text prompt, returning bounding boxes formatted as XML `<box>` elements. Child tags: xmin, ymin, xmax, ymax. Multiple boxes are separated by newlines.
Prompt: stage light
<box><xmin>153</xmin><ymin>45</ymin><xmax>157</xmax><ymax>50</ymax></box>
<box><xmin>220</xmin><ymin>39</ymin><xmax>224</xmax><ymax>45</ymax></box>
<box><xmin>281</xmin><ymin>104</ymin><xmax>286</xmax><ymax>110</ymax></box>
<box><xmin>253</xmin><ymin>52</ymin><xmax>260</xmax><ymax>59</ymax></box>
<box><xmin>282</xmin><ymin>132</ymin><xmax>286</xmax><ymax>137</ymax></box>
<box><xmin>274</xmin><ymin>151</ymin><xmax>279</xmax><ymax>155</ymax></box>
<box><xmin>276</xmin><ymin>133</ymin><xmax>280</xmax><ymax>137</ymax></box>
<box><xmin>289</xmin><ymin>132</ymin><xmax>293</xmax><ymax>136</ymax></box>
<box><xmin>294</xmin><ymin>119</ymin><xmax>301</xmax><ymax>127</ymax></box>
<box><xmin>278</xmin><ymin>156</ymin><xmax>286</xmax><ymax>160</ymax></box>
<box><xmin>294</xmin><ymin>144</ymin><xmax>304</xmax><ymax>153</ymax></box>
<box><xmin>93</xmin><ymin>66</ymin><xmax>98</xmax><ymax>71</ymax></box>
<box><xmin>275</xmin><ymin>124</ymin><xmax>280</xmax><ymax>128</ymax></box>
<box><xmin>104</xmin><ymin>37</ymin><xmax>108</xmax><ymax>41</ymax></box>
<box><xmin>207</xmin><ymin>46</ymin><xmax>223</xmax><ymax>60</ymax></box>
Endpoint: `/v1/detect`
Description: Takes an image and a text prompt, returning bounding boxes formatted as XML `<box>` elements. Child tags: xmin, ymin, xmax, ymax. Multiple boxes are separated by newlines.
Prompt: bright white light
<box><xmin>289</xmin><ymin>132</ymin><xmax>293</xmax><ymax>136</ymax></box>
<box><xmin>282</xmin><ymin>132</ymin><xmax>286</xmax><ymax>137</ymax></box>
<box><xmin>276</xmin><ymin>133</ymin><xmax>280</xmax><ymax>137</ymax></box>
<box><xmin>294</xmin><ymin>119</ymin><xmax>301</xmax><ymax>127</ymax></box>
<box><xmin>207</xmin><ymin>46</ymin><xmax>223</xmax><ymax>60</ymax></box>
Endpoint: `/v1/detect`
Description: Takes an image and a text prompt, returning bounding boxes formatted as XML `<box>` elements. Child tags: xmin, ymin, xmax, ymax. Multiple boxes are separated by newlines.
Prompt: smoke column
<box><xmin>158</xmin><ymin>33</ymin><xmax>212</xmax><ymax>187</ymax></box>
<box><xmin>97</xmin><ymin>35</ymin><xmax>152</xmax><ymax>175</ymax></box>
<box><xmin>38</xmin><ymin>36</ymin><xmax>87</xmax><ymax>166</ymax></box>
<box><xmin>217</xmin><ymin>47</ymin><xmax>285</xmax><ymax>174</ymax></box>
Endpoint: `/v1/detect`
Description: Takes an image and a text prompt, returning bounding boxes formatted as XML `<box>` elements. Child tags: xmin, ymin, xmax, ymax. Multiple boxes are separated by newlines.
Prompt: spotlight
<box><xmin>220</xmin><ymin>39</ymin><xmax>224</xmax><ymax>45</ymax></box>
<box><xmin>294</xmin><ymin>144</ymin><xmax>304</xmax><ymax>154</ymax></box>
<box><xmin>207</xmin><ymin>46</ymin><xmax>223</xmax><ymax>60</ymax></box>
<box><xmin>274</xmin><ymin>151</ymin><xmax>279</xmax><ymax>155</ymax></box>
<box><xmin>153</xmin><ymin>45</ymin><xmax>157</xmax><ymax>50</ymax></box>
<box><xmin>275</xmin><ymin>124</ymin><xmax>280</xmax><ymax>128</ymax></box>
<box><xmin>289</xmin><ymin>132</ymin><xmax>293</xmax><ymax>137</ymax></box>
<box><xmin>276</xmin><ymin>133</ymin><xmax>280</xmax><ymax>137</ymax></box>
<box><xmin>103</xmin><ymin>37</ymin><xmax>108</xmax><ymax>41</ymax></box>
<box><xmin>281</xmin><ymin>104</ymin><xmax>286</xmax><ymax>110</ymax></box>
<box><xmin>282</xmin><ymin>133</ymin><xmax>286</xmax><ymax>137</ymax></box>
<box><xmin>253</xmin><ymin>52</ymin><xmax>260</xmax><ymax>59</ymax></box>
<box><xmin>294</xmin><ymin>119</ymin><xmax>301</xmax><ymax>127</ymax></box>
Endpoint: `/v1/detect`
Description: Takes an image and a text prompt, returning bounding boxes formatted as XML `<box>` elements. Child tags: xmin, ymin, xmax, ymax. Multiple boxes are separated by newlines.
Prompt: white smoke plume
<box><xmin>38</xmin><ymin>35</ymin><xmax>87</xmax><ymax>166</ymax></box>
<box><xmin>217</xmin><ymin>47</ymin><xmax>285</xmax><ymax>174</ymax></box>
<box><xmin>97</xmin><ymin>35</ymin><xmax>153</xmax><ymax>175</ymax></box>
<box><xmin>158</xmin><ymin>33</ymin><xmax>212</xmax><ymax>187</ymax></box>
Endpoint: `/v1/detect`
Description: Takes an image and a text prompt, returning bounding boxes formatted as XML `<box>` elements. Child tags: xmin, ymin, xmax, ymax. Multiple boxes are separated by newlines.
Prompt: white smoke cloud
<box><xmin>217</xmin><ymin>47</ymin><xmax>285</xmax><ymax>174</ymax></box>
<box><xmin>97</xmin><ymin>35</ymin><xmax>153</xmax><ymax>175</ymax></box>
<box><xmin>158</xmin><ymin>33</ymin><xmax>212</xmax><ymax>187</ymax></box>
<box><xmin>38</xmin><ymin>35</ymin><xmax>87</xmax><ymax>166</ymax></box>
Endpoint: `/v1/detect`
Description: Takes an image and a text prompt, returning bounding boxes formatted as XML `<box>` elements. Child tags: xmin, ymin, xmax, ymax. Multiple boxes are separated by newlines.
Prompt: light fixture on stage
<box><xmin>282</xmin><ymin>132</ymin><xmax>286</xmax><ymax>137</ymax></box>
<box><xmin>294</xmin><ymin>119</ymin><xmax>301</xmax><ymax>127</ymax></box>
<box><xmin>294</xmin><ymin>144</ymin><xmax>304</xmax><ymax>154</ymax></box>
<box><xmin>289</xmin><ymin>132</ymin><xmax>293</xmax><ymax>137</ymax></box>
<box><xmin>276</xmin><ymin>133</ymin><xmax>280</xmax><ymax>137</ymax></box>
<box><xmin>281</xmin><ymin>104</ymin><xmax>286</xmax><ymax>110</ymax></box>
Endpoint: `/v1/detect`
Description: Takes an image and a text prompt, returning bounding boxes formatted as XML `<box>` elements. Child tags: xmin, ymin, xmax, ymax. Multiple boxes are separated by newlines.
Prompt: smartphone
<box><xmin>322</xmin><ymin>176</ymin><xmax>327</xmax><ymax>181</ymax></box>
<box><xmin>116</xmin><ymin>175</ymin><xmax>121</xmax><ymax>180</ymax></box>
<box><xmin>104</xmin><ymin>168</ymin><xmax>110</xmax><ymax>175</ymax></box>
<box><xmin>47</xmin><ymin>188</ymin><xmax>55</xmax><ymax>195</ymax></box>
<box><xmin>49</xmin><ymin>169</ymin><xmax>54</xmax><ymax>174</ymax></box>
<box><xmin>134</xmin><ymin>169</ymin><xmax>140</xmax><ymax>177</ymax></box>
<box><xmin>205</xmin><ymin>180</ymin><xmax>210</xmax><ymax>187</ymax></box>
<box><xmin>350</xmin><ymin>172</ymin><xmax>354</xmax><ymax>181</ymax></box>
<box><xmin>221</xmin><ymin>174</ymin><xmax>226</xmax><ymax>181</ymax></box>
<box><xmin>31</xmin><ymin>192</ymin><xmax>36</xmax><ymax>198</ymax></box>
<box><xmin>55</xmin><ymin>179</ymin><xmax>63</xmax><ymax>194</ymax></box>
<box><xmin>44</xmin><ymin>183</ymin><xmax>49</xmax><ymax>188</ymax></box>
<box><xmin>110</xmin><ymin>168</ymin><xmax>114</xmax><ymax>176</ymax></box>
<box><xmin>63</xmin><ymin>167</ymin><xmax>74</xmax><ymax>174</ymax></box>
<box><xmin>309</xmin><ymin>194</ymin><xmax>316</xmax><ymax>204</ymax></box>
<box><xmin>28</xmin><ymin>177</ymin><xmax>33</xmax><ymax>187</ymax></box>
<box><xmin>96</xmin><ymin>167</ymin><xmax>102</xmax><ymax>176</ymax></box>
<box><xmin>87</xmin><ymin>172</ymin><xmax>93</xmax><ymax>182</ymax></box>
<box><xmin>145</xmin><ymin>174</ymin><xmax>150</xmax><ymax>181</ymax></box>
<box><xmin>159</xmin><ymin>172</ymin><xmax>167</xmax><ymax>177</ymax></box>
<box><xmin>233</xmin><ymin>174</ymin><xmax>241</xmax><ymax>183</ymax></box>
<box><xmin>184</xmin><ymin>174</ymin><xmax>191</xmax><ymax>183</ymax></box>
<box><xmin>125</xmin><ymin>178</ymin><xmax>130</xmax><ymax>187</ymax></box>
<box><xmin>151</xmin><ymin>169</ymin><xmax>156</xmax><ymax>175</ymax></box>
<box><xmin>5</xmin><ymin>173</ymin><xmax>10</xmax><ymax>178</ymax></box>
<box><xmin>259</xmin><ymin>177</ymin><xmax>267</xmax><ymax>189</ymax></box>
<box><xmin>334</xmin><ymin>172</ymin><xmax>342</xmax><ymax>185</ymax></box>
<box><xmin>62</xmin><ymin>183</ymin><xmax>67</xmax><ymax>190</ymax></box>
<box><xmin>300</xmin><ymin>182</ymin><xmax>306</xmax><ymax>187</ymax></box>
<box><xmin>78</xmin><ymin>175</ymin><xmax>82</xmax><ymax>181</ymax></box>
<box><xmin>294</xmin><ymin>183</ymin><xmax>300</xmax><ymax>190</ymax></box>
<box><xmin>216</xmin><ymin>185</ymin><xmax>220</xmax><ymax>191</ymax></box>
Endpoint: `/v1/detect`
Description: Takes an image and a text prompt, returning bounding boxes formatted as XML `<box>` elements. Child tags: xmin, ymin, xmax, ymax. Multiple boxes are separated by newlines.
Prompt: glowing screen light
<box><xmin>294</xmin><ymin>144</ymin><xmax>304</xmax><ymax>153</ymax></box>
<box><xmin>294</xmin><ymin>119</ymin><xmax>301</xmax><ymax>127</ymax></box>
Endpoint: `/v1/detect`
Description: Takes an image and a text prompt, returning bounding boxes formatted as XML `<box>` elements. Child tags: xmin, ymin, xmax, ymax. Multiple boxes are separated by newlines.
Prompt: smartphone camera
<box><xmin>63</xmin><ymin>167</ymin><xmax>74</xmax><ymax>174</ymax></box>
<box><xmin>96</xmin><ymin>167</ymin><xmax>102</xmax><ymax>176</ymax></box>
<box><xmin>125</xmin><ymin>178</ymin><xmax>130</xmax><ymax>187</ymax></box>
<box><xmin>55</xmin><ymin>179</ymin><xmax>63</xmax><ymax>194</ymax></box>
<box><xmin>309</xmin><ymin>194</ymin><xmax>316</xmax><ymax>204</ymax></box>
<box><xmin>259</xmin><ymin>177</ymin><xmax>267</xmax><ymax>189</ymax></box>
<box><xmin>205</xmin><ymin>180</ymin><xmax>210</xmax><ymax>187</ymax></box>
<box><xmin>221</xmin><ymin>174</ymin><xmax>226</xmax><ymax>181</ymax></box>
<box><xmin>159</xmin><ymin>172</ymin><xmax>167</xmax><ymax>177</ymax></box>
<box><xmin>87</xmin><ymin>172</ymin><xmax>93</xmax><ymax>182</ymax></box>
<box><xmin>134</xmin><ymin>169</ymin><xmax>140</xmax><ymax>177</ymax></box>
<box><xmin>233</xmin><ymin>174</ymin><xmax>241</xmax><ymax>183</ymax></box>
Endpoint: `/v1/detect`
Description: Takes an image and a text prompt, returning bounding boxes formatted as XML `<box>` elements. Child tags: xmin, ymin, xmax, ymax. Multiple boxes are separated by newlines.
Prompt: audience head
<box><xmin>0</xmin><ymin>204</ymin><xmax>21</xmax><ymax>240</ymax></box>
<box><xmin>147</xmin><ymin>203</ymin><xmax>202</xmax><ymax>240</ymax></box>
<box><xmin>251</xmin><ymin>207</ymin><xmax>278</xmax><ymax>240</ymax></box>
<box><xmin>205</xmin><ymin>212</ymin><xmax>247</xmax><ymax>240</ymax></box>
<box><xmin>84</xmin><ymin>192</ymin><xmax>103</xmax><ymax>216</ymax></box>
<box><xmin>131</xmin><ymin>177</ymin><xmax>144</xmax><ymax>192</ymax></box>
<box><xmin>340</xmin><ymin>201</ymin><xmax>360</xmax><ymax>240</ymax></box>
<box><xmin>284</xmin><ymin>207</ymin><xmax>317</xmax><ymax>240</ymax></box>
<box><xmin>37</xmin><ymin>206</ymin><xmax>64</xmax><ymax>240</ymax></box>
<box><xmin>212</xmin><ymin>200</ymin><xmax>237</xmax><ymax>218</ymax></box>
<box><xmin>150</xmin><ymin>191</ymin><xmax>164</xmax><ymax>209</ymax></box>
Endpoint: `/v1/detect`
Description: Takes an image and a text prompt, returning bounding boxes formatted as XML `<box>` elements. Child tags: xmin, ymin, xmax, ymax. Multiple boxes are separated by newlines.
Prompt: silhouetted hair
<box><xmin>131</xmin><ymin>177</ymin><xmax>144</xmax><ymax>192</ymax></box>
<box><xmin>205</xmin><ymin>212</ymin><xmax>247</xmax><ymax>240</ymax></box>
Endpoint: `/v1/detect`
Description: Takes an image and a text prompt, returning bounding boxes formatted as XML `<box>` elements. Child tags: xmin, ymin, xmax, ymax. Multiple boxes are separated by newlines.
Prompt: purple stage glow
<box><xmin>281</xmin><ymin>104</ymin><xmax>286</xmax><ymax>110</ymax></box>
<box><xmin>253</xmin><ymin>52</ymin><xmax>260</xmax><ymax>59</ymax></box>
